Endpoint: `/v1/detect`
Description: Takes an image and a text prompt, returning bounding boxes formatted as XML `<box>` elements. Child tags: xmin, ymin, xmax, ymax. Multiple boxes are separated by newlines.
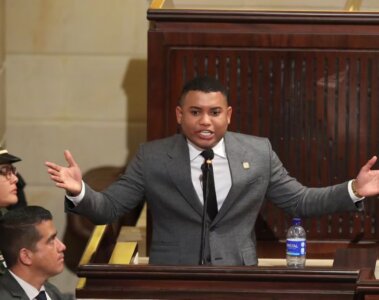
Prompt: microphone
<box><xmin>199</xmin><ymin>148</ymin><xmax>214</xmax><ymax>265</ymax></box>
<box><xmin>201</xmin><ymin>149</ymin><xmax>214</xmax><ymax>165</ymax></box>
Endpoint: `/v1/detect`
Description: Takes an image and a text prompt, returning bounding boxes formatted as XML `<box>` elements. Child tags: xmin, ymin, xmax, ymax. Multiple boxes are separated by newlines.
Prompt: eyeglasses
<box><xmin>0</xmin><ymin>165</ymin><xmax>17</xmax><ymax>180</ymax></box>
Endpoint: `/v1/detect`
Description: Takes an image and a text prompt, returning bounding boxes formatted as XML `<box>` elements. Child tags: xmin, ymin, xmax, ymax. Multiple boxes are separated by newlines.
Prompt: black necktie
<box><xmin>36</xmin><ymin>291</ymin><xmax>47</xmax><ymax>300</ymax></box>
<box><xmin>201</xmin><ymin>149</ymin><xmax>218</xmax><ymax>220</ymax></box>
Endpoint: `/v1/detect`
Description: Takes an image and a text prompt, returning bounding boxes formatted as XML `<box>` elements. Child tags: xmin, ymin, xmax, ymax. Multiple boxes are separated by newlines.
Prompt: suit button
<box><xmin>209</xmin><ymin>226</ymin><xmax>216</xmax><ymax>232</ymax></box>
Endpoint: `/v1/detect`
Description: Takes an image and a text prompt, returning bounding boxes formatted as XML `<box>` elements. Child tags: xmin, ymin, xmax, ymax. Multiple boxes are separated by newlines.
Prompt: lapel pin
<box><xmin>243</xmin><ymin>162</ymin><xmax>250</xmax><ymax>169</ymax></box>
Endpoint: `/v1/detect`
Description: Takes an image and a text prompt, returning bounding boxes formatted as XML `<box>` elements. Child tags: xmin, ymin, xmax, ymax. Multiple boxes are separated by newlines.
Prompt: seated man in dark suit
<box><xmin>0</xmin><ymin>206</ymin><xmax>68</xmax><ymax>300</ymax></box>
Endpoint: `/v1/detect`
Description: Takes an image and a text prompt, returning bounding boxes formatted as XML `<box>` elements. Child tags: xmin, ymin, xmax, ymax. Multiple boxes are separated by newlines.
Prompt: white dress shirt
<box><xmin>188</xmin><ymin>138</ymin><xmax>232</xmax><ymax>210</ymax></box>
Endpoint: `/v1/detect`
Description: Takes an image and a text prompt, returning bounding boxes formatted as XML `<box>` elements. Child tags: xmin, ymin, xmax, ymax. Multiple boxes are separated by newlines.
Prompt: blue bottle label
<box><xmin>286</xmin><ymin>238</ymin><xmax>306</xmax><ymax>256</ymax></box>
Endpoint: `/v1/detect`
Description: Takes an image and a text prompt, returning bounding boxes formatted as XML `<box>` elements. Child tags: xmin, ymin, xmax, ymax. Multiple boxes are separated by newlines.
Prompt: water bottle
<box><xmin>286</xmin><ymin>217</ymin><xmax>306</xmax><ymax>268</ymax></box>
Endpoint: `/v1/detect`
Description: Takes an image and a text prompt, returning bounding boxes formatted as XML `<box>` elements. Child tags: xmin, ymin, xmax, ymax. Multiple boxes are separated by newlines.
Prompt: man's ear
<box><xmin>19</xmin><ymin>248</ymin><xmax>33</xmax><ymax>266</ymax></box>
<box><xmin>227</xmin><ymin>106</ymin><xmax>232</xmax><ymax>124</ymax></box>
<box><xmin>176</xmin><ymin>106</ymin><xmax>183</xmax><ymax>124</ymax></box>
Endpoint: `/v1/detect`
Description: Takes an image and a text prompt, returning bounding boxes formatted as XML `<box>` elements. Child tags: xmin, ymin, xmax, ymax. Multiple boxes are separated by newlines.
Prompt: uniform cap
<box><xmin>0</xmin><ymin>147</ymin><xmax>21</xmax><ymax>164</ymax></box>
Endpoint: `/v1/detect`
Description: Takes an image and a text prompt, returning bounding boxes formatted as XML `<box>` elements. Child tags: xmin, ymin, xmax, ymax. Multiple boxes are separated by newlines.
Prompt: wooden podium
<box><xmin>77</xmin><ymin>264</ymin><xmax>373</xmax><ymax>299</ymax></box>
<box><xmin>75</xmin><ymin>222</ymin><xmax>379</xmax><ymax>299</ymax></box>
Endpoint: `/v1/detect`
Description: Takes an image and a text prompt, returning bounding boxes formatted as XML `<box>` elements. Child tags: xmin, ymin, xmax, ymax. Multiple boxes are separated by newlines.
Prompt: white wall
<box><xmin>5</xmin><ymin>0</ymin><xmax>150</xmax><ymax>293</ymax></box>
<box><xmin>0</xmin><ymin>0</ymin><xmax>5</xmax><ymax>143</ymax></box>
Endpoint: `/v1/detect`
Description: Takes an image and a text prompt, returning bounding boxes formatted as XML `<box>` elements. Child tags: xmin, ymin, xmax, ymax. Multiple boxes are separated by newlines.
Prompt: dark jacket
<box><xmin>0</xmin><ymin>270</ymin><xmax>68</xmax><ymax>300</ymax></box>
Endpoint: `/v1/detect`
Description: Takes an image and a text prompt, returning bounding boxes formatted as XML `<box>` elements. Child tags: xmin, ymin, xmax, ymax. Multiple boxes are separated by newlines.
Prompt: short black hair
<box><xmin>179</xmin><ymin>76</ymin><xmax>229</xmax><ymax>106</ymax></box>
<box><xmin>0</xmin><ymin>206</ymin><xmax>52</xmax><ymax>268</ymax></box>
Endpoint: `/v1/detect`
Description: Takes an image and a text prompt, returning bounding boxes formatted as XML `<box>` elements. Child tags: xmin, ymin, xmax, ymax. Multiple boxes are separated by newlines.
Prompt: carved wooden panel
<box><xmin>163</xmin><ymin>49</ymin><xmax>379</xmax><ymax>242</ymax></box>
<box><xmin>147</xmin><ymin>10</ymin><xmax>379</xmax><ymax>254</ymax></box>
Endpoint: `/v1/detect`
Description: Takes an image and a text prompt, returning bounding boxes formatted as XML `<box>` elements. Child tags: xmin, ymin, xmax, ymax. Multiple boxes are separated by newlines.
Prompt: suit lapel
<box><xmin>2</xmin><ymin>270</ymin><xmax>29</xmax><ymax>299</ymax></box>
<box><xmin>166</xmin><ymin>135</ymin><xmax>204</xmax><ymax>217</ymax></box>
<box><xmin>213</xmin><ymin>133</ymin><xmax>250</xmax><ymax>224</ymax></box>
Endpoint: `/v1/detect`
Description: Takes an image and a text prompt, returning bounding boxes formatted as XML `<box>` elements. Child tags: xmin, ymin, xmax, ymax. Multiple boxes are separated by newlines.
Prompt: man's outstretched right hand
<box><xmin>45</xmin><ymin>150</ymin><xmax>83</xmax><ymax>196</ymax></box>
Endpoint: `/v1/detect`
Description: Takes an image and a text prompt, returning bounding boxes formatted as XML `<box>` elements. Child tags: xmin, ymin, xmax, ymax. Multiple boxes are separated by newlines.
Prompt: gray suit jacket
<box><xmin>0</xmin><ymin>270</ymin><xmax>66</xmax><ymax>300</ymax></box>
<box><xmin>66</xmin><ymin>132</ymin><xmax>360</xmax><ymax>266</ymax></box>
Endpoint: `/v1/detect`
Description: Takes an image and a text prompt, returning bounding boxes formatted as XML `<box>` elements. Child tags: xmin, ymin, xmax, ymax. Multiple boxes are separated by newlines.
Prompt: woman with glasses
<box><xmin>0</xmin><ymin>147</ymin><xmax>22</xmax><ymax>275</ymax></box>
<box><xmin>0</xmin><ymin>147</ymin><xmax>21</xmax><ymax>211</ymax></box>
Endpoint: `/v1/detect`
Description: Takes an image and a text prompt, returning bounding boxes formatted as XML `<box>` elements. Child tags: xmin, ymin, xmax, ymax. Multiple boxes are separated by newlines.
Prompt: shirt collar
<box><xmin>9</xmin><ymin>270</ymin><xmax>46</xmax><ymax>300</ymax></box>
<box><xmin>188</xmin><ymin>138</ymin><xmax>226</xmax><ymax>161</ymax></box>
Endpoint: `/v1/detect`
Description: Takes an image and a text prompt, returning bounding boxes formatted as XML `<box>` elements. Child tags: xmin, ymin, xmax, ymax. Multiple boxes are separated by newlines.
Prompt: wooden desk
<box><xmin>75</xmin><ymin>223</ymin><xmax>379</xmax><ymax>299</ymax></box>
<box><xmin>76</xmin><ymin>263</ymin><xmax>376</xmax><ymax>299</ymax></box>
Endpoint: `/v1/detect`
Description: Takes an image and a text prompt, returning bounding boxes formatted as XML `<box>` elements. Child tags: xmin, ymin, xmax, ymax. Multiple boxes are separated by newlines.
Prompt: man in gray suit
<box><xmin>0</xmin><ymin>206</ymin><xmax>68</xmax><ymax>299</ymax></box>
<box><xmin>46</xmin><ymin>76</ymin><xmax>379</xmax><ymax>266</ymax></box>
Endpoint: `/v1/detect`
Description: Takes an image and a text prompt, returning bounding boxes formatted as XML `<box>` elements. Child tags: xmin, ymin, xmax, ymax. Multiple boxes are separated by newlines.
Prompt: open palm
<box><xmin>45</xmin><ymin>150</ymin><xmax>83</xmax><ymax>196</ymax></box>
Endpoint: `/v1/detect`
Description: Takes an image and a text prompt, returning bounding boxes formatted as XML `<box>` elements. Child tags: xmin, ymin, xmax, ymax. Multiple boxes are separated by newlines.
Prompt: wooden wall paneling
<box><xmin>148</xmin><ymin>11</ymin><xmax>379</xmax><ymax>258</ymax></box>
